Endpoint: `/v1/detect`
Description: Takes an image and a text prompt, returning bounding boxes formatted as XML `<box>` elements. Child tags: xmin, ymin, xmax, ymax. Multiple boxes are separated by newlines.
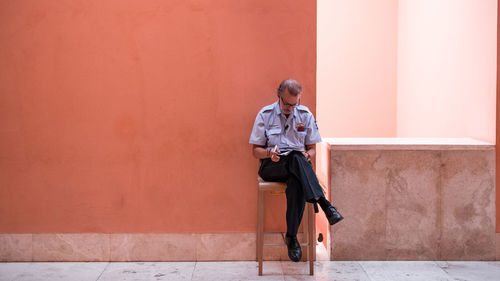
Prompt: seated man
<box><xmin>249</xmin><ymin>78</ymin><xmax>343</xmax><ymax>262</ymax></box>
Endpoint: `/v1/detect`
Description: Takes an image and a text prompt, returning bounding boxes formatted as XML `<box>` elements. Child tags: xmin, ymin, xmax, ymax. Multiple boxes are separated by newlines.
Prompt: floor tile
<box><xmin>0</xmin><ymin>262</ymin><xmax>31</xmax><ymax>281</ymax></box>
<box><xmin>283</xmin><ymin>261</ymin><xmax>371</xmax><ymax>281</ymax></box>
<box><xmin>192</xmin><ymin>261</ymin><xmax>283</xmax><ymax>281</ymax></box>
<box><xmin>436</xmin><ymin>261</ymin><xmax>500</xmax><ymax>281</ymax></box>
<box><xmin>1</xmin><ymin>261</ymin><xmax>499</xmax><ymax>281</ymax></box>
<box><xmin>97</xmin><ymin>262</ymin><xmax>195</xmax><ymax>281</ymax></box>
<box><xmin>359</xmin><ymin>261</ymin><xmax>452</xmax><ymax>281</ymax></box>
<box><xmin>10</xmin><ymin>262</ymin><xmax>107</xmax><ymax>281</ymax></box>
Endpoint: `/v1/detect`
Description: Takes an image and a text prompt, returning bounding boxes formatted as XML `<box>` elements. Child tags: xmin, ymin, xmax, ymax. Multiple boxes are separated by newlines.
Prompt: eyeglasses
<box><xmin>279</xmin><ymin>96</ymin><xmax>300</xmax><ymax>108</ymax></box>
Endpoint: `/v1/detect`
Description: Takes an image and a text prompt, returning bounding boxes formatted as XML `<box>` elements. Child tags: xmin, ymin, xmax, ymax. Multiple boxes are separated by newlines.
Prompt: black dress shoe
<box><xmin>325</xmin><ymin>205</ymin><xmax>344</xmax><ymax>225</ymax></box>
<box><xmin>285</xmin><ymin>235</ymin><xmax>302</xmax><ymax>262</ymax></box>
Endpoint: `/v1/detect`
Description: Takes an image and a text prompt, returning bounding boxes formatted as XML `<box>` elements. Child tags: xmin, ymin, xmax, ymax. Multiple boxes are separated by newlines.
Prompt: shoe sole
<box><xmin>286</xmin><ymin>238</ymin><xmax>302</xmax><ymax>262</ymax></box>
<box><xmin>287</xmin><ymin>252</ymin><xmax>302</xmax><ymax>262</ymax></box>
<box><xmin>329</xmin><ymin>216</ymin><xmax>344</xmax><ymax>226</ymax></box>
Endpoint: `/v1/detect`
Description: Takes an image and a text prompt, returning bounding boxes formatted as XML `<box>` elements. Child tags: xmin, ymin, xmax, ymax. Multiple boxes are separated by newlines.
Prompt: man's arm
<box><xmin>302</xmin><ymin>144</ymin><xmax>316</xmax><ymax>162</ymax></box>
<box><xmin>302</xmin><ymin>111</ymin><xmax>321</xmax><ymax>163</ymax></box>
<box><xmin>252</xmin><ymin>144</ymin><xmax>268</xmax><ymax>159</ymax></box>
<box><xmin>252</xmin><ymin>144</ymin><xmax>281</xmax><ymax>162</ymax></box>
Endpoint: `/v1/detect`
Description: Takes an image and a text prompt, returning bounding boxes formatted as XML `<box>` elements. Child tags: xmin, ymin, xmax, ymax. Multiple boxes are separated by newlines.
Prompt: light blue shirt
<box><xmin>249</xmin><ymin>101</ymin><xmax>322</xmax><ymax>151</ymax></box>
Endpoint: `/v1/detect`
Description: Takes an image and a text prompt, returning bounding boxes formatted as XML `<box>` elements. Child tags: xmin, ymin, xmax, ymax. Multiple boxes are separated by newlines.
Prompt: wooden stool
<box><xmin>256</xmin><ymin>176</ymin><xmax>315</xmax><ymax>276</ymax></box>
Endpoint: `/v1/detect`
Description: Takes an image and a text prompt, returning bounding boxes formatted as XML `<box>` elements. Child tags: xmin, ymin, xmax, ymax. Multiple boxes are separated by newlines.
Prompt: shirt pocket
<box><xmin>265</xmin><ymin>128</ymin><xmax>281</xmax><ymax>146</ymax></box>
<box><xmin>294</xmin><ymin>127</ymin><xmax>307</xmax><ymax>144</ymax></box>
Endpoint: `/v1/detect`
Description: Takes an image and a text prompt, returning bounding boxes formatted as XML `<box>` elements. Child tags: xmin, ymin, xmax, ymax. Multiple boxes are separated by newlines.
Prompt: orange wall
<box><xmin>0</xmin><ymin>0</ymin><xmax>316</xmax><ymax>233</ymax></box>
<box><xmin>317</xmin><ymin>0</ymin><xmax>398</xmax><ymax>138</ymax></box>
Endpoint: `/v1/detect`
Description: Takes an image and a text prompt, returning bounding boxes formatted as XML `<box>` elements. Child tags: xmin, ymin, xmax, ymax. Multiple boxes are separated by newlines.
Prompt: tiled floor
<box><xmin>1</xmin><ymin>261</ymin><xmax>499</xmax><ymax>281</ymax></box>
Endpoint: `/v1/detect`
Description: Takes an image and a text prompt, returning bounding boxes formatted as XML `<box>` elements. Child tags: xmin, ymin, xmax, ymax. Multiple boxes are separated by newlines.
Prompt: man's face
<box><xmin>279</xmin><ymin>89</ymin><xmax>301</xmax><ymax>115</ymax></box>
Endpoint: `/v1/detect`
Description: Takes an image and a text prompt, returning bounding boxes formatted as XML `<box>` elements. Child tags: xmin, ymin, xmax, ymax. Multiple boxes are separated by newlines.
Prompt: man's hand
<box><xmin>302</xmin><ymin>144</ymin><xmax>316</xmax><ymax>163</ymax></box>
<box><xmin>270</xmin><ymin>145</ymin><xmax>280</xmax><ymax>162</ymax></box>
<box><xmin>302</xmin><ymin>151</ymin><xmax>311</xmax><ymax>162</ymax></box>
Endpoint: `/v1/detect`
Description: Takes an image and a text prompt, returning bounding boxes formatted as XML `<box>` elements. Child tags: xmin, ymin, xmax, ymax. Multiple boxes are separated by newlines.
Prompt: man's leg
<box><xmin>287</xmin><ymin>151</ymin><xmax>344</xmax><ymax>225</ymax></box>
<box><xmin>285</xmin><ymin>175</ymin><xmax>306</xmax><ymax>237</ymax></box>
<box><xmin>287</xmin><ymin>151</ymin><xmax>324</xmax><ymax>202</ymax></box>
<box><xmin>284</xmin><ymin>173</ymin><xmax>305</xmax><ymax>262</ymax></box>
<box><xmin>258</xmin><ymin>157</ymin><xmax>306</xmax><ymax>236</ymax></box>
<box><xmin>257</xmin><ymin>157</ymin><xmax>304</xmax><ymax>262</ymax></box>
<box><xmin>258</xmin><ymin>158</ymin><xmax>288</xmax><ymax>182</ymax></box>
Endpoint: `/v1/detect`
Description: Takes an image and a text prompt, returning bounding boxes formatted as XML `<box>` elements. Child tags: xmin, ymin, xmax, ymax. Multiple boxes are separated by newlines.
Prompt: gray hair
<box><xmin>277</xmin><ymin>79</ymin><xmax>302</xmax><ymax>96</ymax></box>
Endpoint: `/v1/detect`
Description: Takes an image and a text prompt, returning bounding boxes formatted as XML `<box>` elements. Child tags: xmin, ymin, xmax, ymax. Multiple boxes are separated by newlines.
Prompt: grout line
<box><xmin>190</xmin><ymin>261</ymin><xmax>197</xmax><ymax>281</ymax></box>
<box><xmin>280</xmin><ymin>260</ymin><xmax>285</xmax><ymax>281</ymax></box>
<box><xmin>384</xmin><ymin>154</ymin><xmax>389</xmax><ymax>260</ymax></box>
<box><xmin>357</xmin><ymin>261</ymin><xmax>374</xmax><ymax>281</ymax></box>
<box><xmin>433</xmin><ymin>260</ymin><xmax>452</xmax><ymax>278</ymax></box>
<box><xmin>94</xmin><ymin>262</ymin><xmax>110</xmax><ymax>281</ymax></box>
<box><xmin>31</xmin><ymin>234</ymin><xmax>34</xmax><ymax>262</ymax></box>
<box><xmin>437</xmin><ymin>151</ymin><xmax>443</xmax><ymax>261</ymax></box>
<box><xmin>194</xmin><ymin>234</ymin><xmax>198</xmax><ymax>261</ymax></box>
<box><xmin>108</xmin><ymin>234</ymin><xmax>110</xmax><ymax>262</ymax></box>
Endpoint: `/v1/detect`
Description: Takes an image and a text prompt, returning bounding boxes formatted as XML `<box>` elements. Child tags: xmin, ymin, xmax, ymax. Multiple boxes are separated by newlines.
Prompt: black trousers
<box><xmin>258</xmin><ymin>151</ymin><xmax>325</xmax><ymax>237</ymax></box>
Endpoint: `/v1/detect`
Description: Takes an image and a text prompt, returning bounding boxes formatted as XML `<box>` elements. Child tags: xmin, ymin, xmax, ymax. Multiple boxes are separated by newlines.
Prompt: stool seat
<box><xmin>257</xmin><ymin>176</ymin><xmax>287</xmax><ymax>194</ymax></box>
<box><xmin>256</xmin><ymin>176</ymin><xmax>315</xmax><ymax>276</ymax></box>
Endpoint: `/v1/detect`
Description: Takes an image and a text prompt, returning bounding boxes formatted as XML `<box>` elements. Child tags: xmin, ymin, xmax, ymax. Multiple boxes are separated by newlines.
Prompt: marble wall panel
<box><xmin>196</xmin><ymin>233</ymin><xmax>255</xmax><ymax>261</ymax></box>
<box><xmin>110</xmin><ymin>233</ymin><xmax>196</xmax><ymax>261</ymax></box>
<box><xmin>381</xmin><ymin>151</ymin><xmax>441</xmax><ymax>260</ymax></box>
<box><xmin>33</xmin><ymin>233</ymin><xmax>108</xmax><ymax>261</ymax></box>
<box><xmin>1</xmin><ymin>232</ymin><xmax>315</xmax><ymax>261</ymax></box>
<box><xmin>330</xmin><ymin>149</ymin><xmax>496</xmax><ymax>261</ymax></box>
<box><xmin>440</xmin><ymin>151</ymin><xmax>496</xmax><ymax>260</ymax></box>
<box><xmin>0</xmin><ymin>234</ymin><xmax>32</xmax><ymax>261</ymax></box>
<box><xmin>331</xmin><ymin>151</ymin><xmax>387</xmax><ymax>260</ymax></box>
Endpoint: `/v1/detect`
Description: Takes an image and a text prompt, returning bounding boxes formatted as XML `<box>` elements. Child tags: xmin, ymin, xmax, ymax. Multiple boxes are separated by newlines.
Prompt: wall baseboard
<box><xmin>0</xmin><ymin>232</ymin><xmax>311</xmax><ymax>262</ymax></box>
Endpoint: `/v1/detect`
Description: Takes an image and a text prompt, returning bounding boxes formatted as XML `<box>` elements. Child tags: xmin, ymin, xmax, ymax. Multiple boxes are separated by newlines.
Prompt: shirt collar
<box><xmin>275</xmin><ymin>100</ymin><xmax>299</xmax><ymax>119</ymax></box>
<box><xmin>274</xmin><ymin>100</ymin><xmax>281</xmax><ymax>115</ymax></box>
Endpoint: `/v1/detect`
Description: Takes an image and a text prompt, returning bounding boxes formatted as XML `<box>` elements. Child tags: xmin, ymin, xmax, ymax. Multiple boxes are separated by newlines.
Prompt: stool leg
<box><xmin>302</xmin><ymin>204</ymin><xmax>309</xmax><ymax>262</ymax></box>
<box><xmin>257</xmin><ymin>189</ymin><xmax>264</xmax><ymax>276</ymax></box>
<box><xmin>312</xmin><ymin>206</ymin><xmax>316</xmax><ymax>262</ymax></box>
<box><xmin>308</xmin><ymin>203</ymin><xmax>314</xmax><ymax>275</ymax></box>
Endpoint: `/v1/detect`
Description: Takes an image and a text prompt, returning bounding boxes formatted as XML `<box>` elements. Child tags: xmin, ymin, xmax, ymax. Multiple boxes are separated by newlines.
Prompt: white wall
<box><xmin>397</xmin><ymin>0</ymin><xmax>497</xmax><ymax>143</ymax></box>
<box><xmin>317</xmin><ymin>0</ymin><xmax>398</xmax><ymax>138</ymax></box>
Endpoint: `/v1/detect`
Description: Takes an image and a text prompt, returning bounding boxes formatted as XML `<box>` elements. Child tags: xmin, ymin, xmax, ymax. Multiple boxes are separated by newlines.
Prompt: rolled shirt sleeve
<box><xmin>305</xmin><ymin>114</ymin><xmax>322</xmax><ymax>145</ymax></box>
<box><xmin>249</xmin><ymin>112</ymin><xmax>267</xmax><ymax>146</ymax></box>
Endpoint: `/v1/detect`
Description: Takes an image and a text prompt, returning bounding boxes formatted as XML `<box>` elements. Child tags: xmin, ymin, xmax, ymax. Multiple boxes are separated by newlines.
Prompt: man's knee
<box><xmin>290</xmin><ymin>151</ymin><xmax>307</xmax><ymax>163</ymax></box>
<box><xmin>288</xmin><ymin>152</ymin><xmax>312</xmax><ymax>173</ymax></box>
<box><xmin>285</xmin><ymin>176</ymin><xmax>301</xmax><ymax>194</ymax></box>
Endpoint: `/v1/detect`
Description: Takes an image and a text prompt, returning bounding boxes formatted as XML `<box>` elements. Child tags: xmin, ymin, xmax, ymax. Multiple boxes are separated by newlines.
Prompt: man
<box><xmin>249</xmin><ymin>79</ymin><xmax>343</xmax><ymax>262</ymax></box>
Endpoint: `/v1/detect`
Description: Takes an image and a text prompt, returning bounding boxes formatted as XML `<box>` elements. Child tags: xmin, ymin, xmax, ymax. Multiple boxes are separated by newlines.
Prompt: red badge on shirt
<box><xmin>296</xmin><ymin>123</ymin><xmax>305</xmax><ymax>132</ymax></box>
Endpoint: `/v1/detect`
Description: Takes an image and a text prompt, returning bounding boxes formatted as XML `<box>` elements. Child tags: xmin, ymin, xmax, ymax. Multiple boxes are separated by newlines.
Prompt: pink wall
<box><xmin>318</xmin><ymin>0</ymin><xmax>496</xmax><ymax>142</ymax></box>
<box><xmin>317</xmin><ymin>0</ymin><xmax>398</xmax><ymax>138</ymax></box>
<box><xmin>0</xmin><ymin>0</ymin><xmax>316</xmax><ymax>233</ymax></box>
<box><xmin>316</xmin><ymin>0</ymin><xmax>398</xmax><ymax>252</ymax></box>
<box><xmin>314</xmin><ymin>142</ymin><xmax>331</xmax><ymax>249</ymax></box>
<box><xmin>397</xmin><ymin>0</ymin><xmax>497</xmax><ymax>144</ymax></box>
<box><xmin>317</xmin><ymin>0</ymin><xmax>498</xmax><ymax>235</ymax></box>
<box><xmin>496</xmin><ymin>0</ymin><xmax>500</xmax><ymax>233</ymax></box>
